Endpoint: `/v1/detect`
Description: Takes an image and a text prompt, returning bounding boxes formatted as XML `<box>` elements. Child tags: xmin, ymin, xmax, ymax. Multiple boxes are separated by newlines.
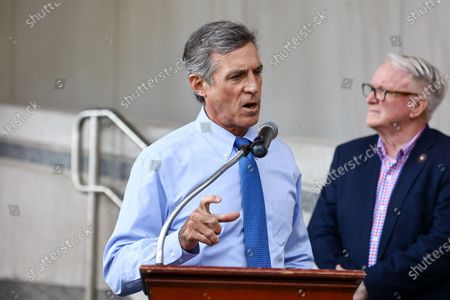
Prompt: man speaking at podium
<box><xmin>103</xmin><ymin>21</ymin><xmax>314</xmax><ymax>296</ymax></box>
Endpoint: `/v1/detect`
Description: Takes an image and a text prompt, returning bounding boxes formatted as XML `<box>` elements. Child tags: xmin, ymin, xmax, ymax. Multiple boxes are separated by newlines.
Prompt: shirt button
<box><xmin>170</xmin><ymin>252</ymin><xmax>175</xmax><ymax>258</ymax></box>
<box><xmin>247</xmin><ymin>164</ymin><xmax>254</xmax><ymax>172</ymax></box>
<box><xmin>342</xmin><ymin>249</ymin><xmax>349</xmax><ymax>258</ymax></box>
<box><xmin>393</xmin><ymin>207</ymin><xmax>401</xmax><ymax>216</ymax></box>
<box><xmin>361</xmin><ymin>265</ymin><xmax>367</xmax><ymax>270</ymax></box>
<box><xmin>246</xmin><ymin>248</ymin><xmax>254</xmax><ymax>257</ymax></box>
<box><xmin>394</xmin><ymin>291</ymin><xmax>402</xmax><ymax>299</ymax></box>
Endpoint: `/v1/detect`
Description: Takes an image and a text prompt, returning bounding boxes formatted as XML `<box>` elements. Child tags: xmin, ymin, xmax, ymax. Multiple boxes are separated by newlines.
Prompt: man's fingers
<box><xmin>211</xmin><ymin>222</ymin><xmax>222</xmax><ymax>235</ymax></box>
<box><xmin>179</xmin><ymin>197</ymin><xmax>238</xmax><ymax>250</ymax></box>
<box><xmin>216</xmin><ymin>211</ymin><xmax>240</xmax><ymax>223</ymax></box>
<box><xmin>178</xmin><ymin>222</ymin><xmax>198</xmax><ymax>251</ymax></box>
<box><xmin>199</xmin><ymin>195</ymin><xmax>222</xmax><ymax>213</ymax></box>
<box><xmin>352</xmin><ymin>281</ymin><xmax>368</xmax><ymax>300</ymax></box>
<box><xmin>189</xmin><ymin>225</ymin><xmax>220</xmax><ymax>245</ymax></box>
<box><xmin>198</xmin><ymin>214</ymin><xmax>222</xmax><ymax>235</ymax></box>
<box><xmin>180</xmin><ymin>215</ymin><xmax>221</xmax><ymax>249</ymax></box>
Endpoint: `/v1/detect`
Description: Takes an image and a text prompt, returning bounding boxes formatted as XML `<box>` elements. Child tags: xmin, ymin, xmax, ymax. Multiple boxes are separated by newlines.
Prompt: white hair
<box><xmin>387</xmin><ymin>53</ymin><xmax>447</xmax><ymax>119</ymax></box>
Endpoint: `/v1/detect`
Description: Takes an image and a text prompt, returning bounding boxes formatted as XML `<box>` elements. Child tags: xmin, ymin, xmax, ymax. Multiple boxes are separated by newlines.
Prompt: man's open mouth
<box><xmin>243</xmin><ymin>103</ymin><xmax>259</xmax><ymax>109</ymax></box>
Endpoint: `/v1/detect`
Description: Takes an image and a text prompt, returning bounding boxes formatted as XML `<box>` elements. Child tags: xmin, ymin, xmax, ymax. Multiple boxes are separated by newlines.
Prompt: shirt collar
<box><xmin>377</xmin><ymin>126</ymin><xmax>426</xmax><ymax>162</ymax></box>
<box><xmin>195</xmin><ymin>107</ymin><xmax>258</xmax><ymax>160</ymax></box>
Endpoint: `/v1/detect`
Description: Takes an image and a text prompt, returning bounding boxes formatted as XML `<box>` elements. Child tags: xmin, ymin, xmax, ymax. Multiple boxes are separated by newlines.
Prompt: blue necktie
<box><xmin>234</xmin><ymin>137</ymin><xmax>271</xmax><ymax>268</ymax></box>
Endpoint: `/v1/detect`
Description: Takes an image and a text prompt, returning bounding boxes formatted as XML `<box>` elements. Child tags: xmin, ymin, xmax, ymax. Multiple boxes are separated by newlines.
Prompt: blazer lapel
<box><xmin>377</xmin><ymin>127</ymin><xmax>437</xmax><ymax>260</ymax></box>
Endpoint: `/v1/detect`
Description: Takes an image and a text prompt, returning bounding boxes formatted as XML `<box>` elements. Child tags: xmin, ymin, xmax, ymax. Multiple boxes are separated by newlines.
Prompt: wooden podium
<box><xmin>140</xmin><ymin>265</ymin><xmax>365</xmax><ymax>300</ymax></box>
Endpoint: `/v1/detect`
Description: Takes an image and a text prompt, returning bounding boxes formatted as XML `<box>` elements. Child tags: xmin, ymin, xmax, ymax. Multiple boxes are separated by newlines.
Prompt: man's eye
<box><xmin>230</xmin><ymin>74</ymin><xmax>243</xmax><ymax>80</ymax></box>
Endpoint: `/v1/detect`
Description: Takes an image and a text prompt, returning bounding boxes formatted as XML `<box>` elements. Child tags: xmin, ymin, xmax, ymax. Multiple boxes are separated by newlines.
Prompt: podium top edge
<box><xmin>139</xmin><ymin>265</ymin><xmax>365</xmax><ymax>280</ymax></box>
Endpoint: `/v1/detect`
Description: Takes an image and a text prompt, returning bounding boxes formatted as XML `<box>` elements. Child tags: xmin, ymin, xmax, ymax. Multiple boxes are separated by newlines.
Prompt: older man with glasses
<box><xmin>308</xmin><ymin>54</ymin><xmax>450</xmax><ymax>300</ymax></box>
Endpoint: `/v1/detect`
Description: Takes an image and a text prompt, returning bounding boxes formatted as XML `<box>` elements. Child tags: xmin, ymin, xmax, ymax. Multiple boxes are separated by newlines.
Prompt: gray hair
<box><xmin>387</xmin><ymin>53</ymin><xmax>447</xmax><ymax>119</ymax></box>
<box><xmin>182</xmin><ymin>21</ymin><xmax>257</xmax><ymax>103</ymax></box>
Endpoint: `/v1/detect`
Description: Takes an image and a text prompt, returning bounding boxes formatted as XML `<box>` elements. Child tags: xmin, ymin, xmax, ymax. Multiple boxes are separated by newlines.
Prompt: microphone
<box><xmin>251</xmin><ymin>121</ymin><xmax>278</xmax><ymax>158</ymax></box>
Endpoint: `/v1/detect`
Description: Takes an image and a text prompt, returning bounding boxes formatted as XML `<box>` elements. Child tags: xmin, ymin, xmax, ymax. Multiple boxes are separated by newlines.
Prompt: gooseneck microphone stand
<box><xmin>155</xmin><ymin>144</ymin><xmax>251</xmax><ymax>265</ymax></box>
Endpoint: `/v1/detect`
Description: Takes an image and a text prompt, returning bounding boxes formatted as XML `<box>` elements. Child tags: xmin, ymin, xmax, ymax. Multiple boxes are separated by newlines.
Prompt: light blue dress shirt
<box><xmin>103</xmin><ymin>108</ymin><xmax>314</xmax><ymax>295</ymax></box>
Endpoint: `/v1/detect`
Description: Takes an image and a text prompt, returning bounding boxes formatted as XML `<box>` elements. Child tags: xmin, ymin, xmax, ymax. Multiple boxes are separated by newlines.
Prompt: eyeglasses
<box><xmin>361</xmin><ymin>83</ymin><xmax>419</xmax><ymax>101</ymax></box>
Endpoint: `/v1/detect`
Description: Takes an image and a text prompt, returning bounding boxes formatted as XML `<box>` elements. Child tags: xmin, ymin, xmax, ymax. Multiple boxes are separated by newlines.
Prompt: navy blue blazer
<box><xmin>308</xmin><ymin>126</ymin><xmax>450</xmax><ymax>300</ymax></box>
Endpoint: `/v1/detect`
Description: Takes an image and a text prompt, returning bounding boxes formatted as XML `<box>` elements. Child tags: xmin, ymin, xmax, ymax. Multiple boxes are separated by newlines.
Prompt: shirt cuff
<box><xmin>163</xmin><ymin>228</ymin><xmax>199</xmax><ymax>265</ymax></box>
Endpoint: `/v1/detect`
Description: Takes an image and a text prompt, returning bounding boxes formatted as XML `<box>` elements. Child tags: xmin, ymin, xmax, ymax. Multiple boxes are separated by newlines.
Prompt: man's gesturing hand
<box><xmin>179</xmin><ymin>195</ymin><xmax>240</xmax><ymax>251</ymax></box>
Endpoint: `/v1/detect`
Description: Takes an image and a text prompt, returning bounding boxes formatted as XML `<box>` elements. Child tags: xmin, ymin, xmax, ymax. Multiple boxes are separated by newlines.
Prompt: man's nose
<box><xmin>366</xmin><ymin>91</ymin><xmax>378</xmax><ymax>104</ymax></box>
<box><xmin>244</xmin><ymin>73</ymin><xmax>259</xmax><ymax>93</ymax></box>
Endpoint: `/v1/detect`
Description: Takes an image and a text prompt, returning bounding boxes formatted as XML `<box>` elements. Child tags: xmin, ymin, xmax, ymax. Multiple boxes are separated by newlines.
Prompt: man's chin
<box><xmin>367</xmin><ymin>121</ymin><xmax>387</xmax><ymax>134</ymax></box>
<box><xmin>366</xmin><ymin>117</ymin><xmax>380</xmax><ymax>129</ymax></box>
<box><xmin>245</xmin><ymin>115</ymin><xmax>259</xmax><ymax>128</ymax></box>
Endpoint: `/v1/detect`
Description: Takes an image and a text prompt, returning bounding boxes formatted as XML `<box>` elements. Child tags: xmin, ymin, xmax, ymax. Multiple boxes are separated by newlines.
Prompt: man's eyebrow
<box><xmin>225</xmin><ymin>69</ymin><xmax>246</xmax><ymax>79</ymax></box>
<box><xmin>225</xmin><ymin>64</ymin><xmax>264</xmax><ymax>79</ymax></box>
<box><xmin>254</xmin><ymin>64</ymin><xmax>263</xmax><ymax>73</ymax></box>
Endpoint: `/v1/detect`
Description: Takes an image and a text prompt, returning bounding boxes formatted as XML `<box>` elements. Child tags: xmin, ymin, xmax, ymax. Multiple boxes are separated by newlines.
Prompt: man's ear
<box><xmin>409</xmin><ymin>96</ymin><xmax>428</xmax><ymax>119</ymax></box>
<box><xmin>188</xmin><ymin>74</ymin><xmax>208</xmax><ymax>98</ymax></box>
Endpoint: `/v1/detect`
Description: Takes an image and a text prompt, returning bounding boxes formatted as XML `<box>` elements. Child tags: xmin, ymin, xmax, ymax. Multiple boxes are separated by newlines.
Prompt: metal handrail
<box><xmin>70</xmin><ymin>108</ymin><xmax>149</xmax><ymax>300</ymax></box>
<box><xmin>71</xmin><ymin>109</ymin><xmax>148</xmax><ymax>207</ymax></box>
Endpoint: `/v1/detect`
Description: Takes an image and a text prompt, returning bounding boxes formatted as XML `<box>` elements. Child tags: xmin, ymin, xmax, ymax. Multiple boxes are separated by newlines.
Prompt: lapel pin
<box><xmin>417</xmin><ymin>153</ymin><xmax>427</xmax><ymax>163</ymax></box>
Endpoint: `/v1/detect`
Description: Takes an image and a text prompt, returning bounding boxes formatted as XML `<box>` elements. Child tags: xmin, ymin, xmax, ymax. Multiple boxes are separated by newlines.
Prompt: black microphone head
<box><xmin>252</xmin><ymin>121</ymin><xmax>278</xmax><ymax>158</ymax></box>
<box><xmin>259</xmin><ymin>121</ymin><xmax>278</xmax><ymax>139</ymax></box>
